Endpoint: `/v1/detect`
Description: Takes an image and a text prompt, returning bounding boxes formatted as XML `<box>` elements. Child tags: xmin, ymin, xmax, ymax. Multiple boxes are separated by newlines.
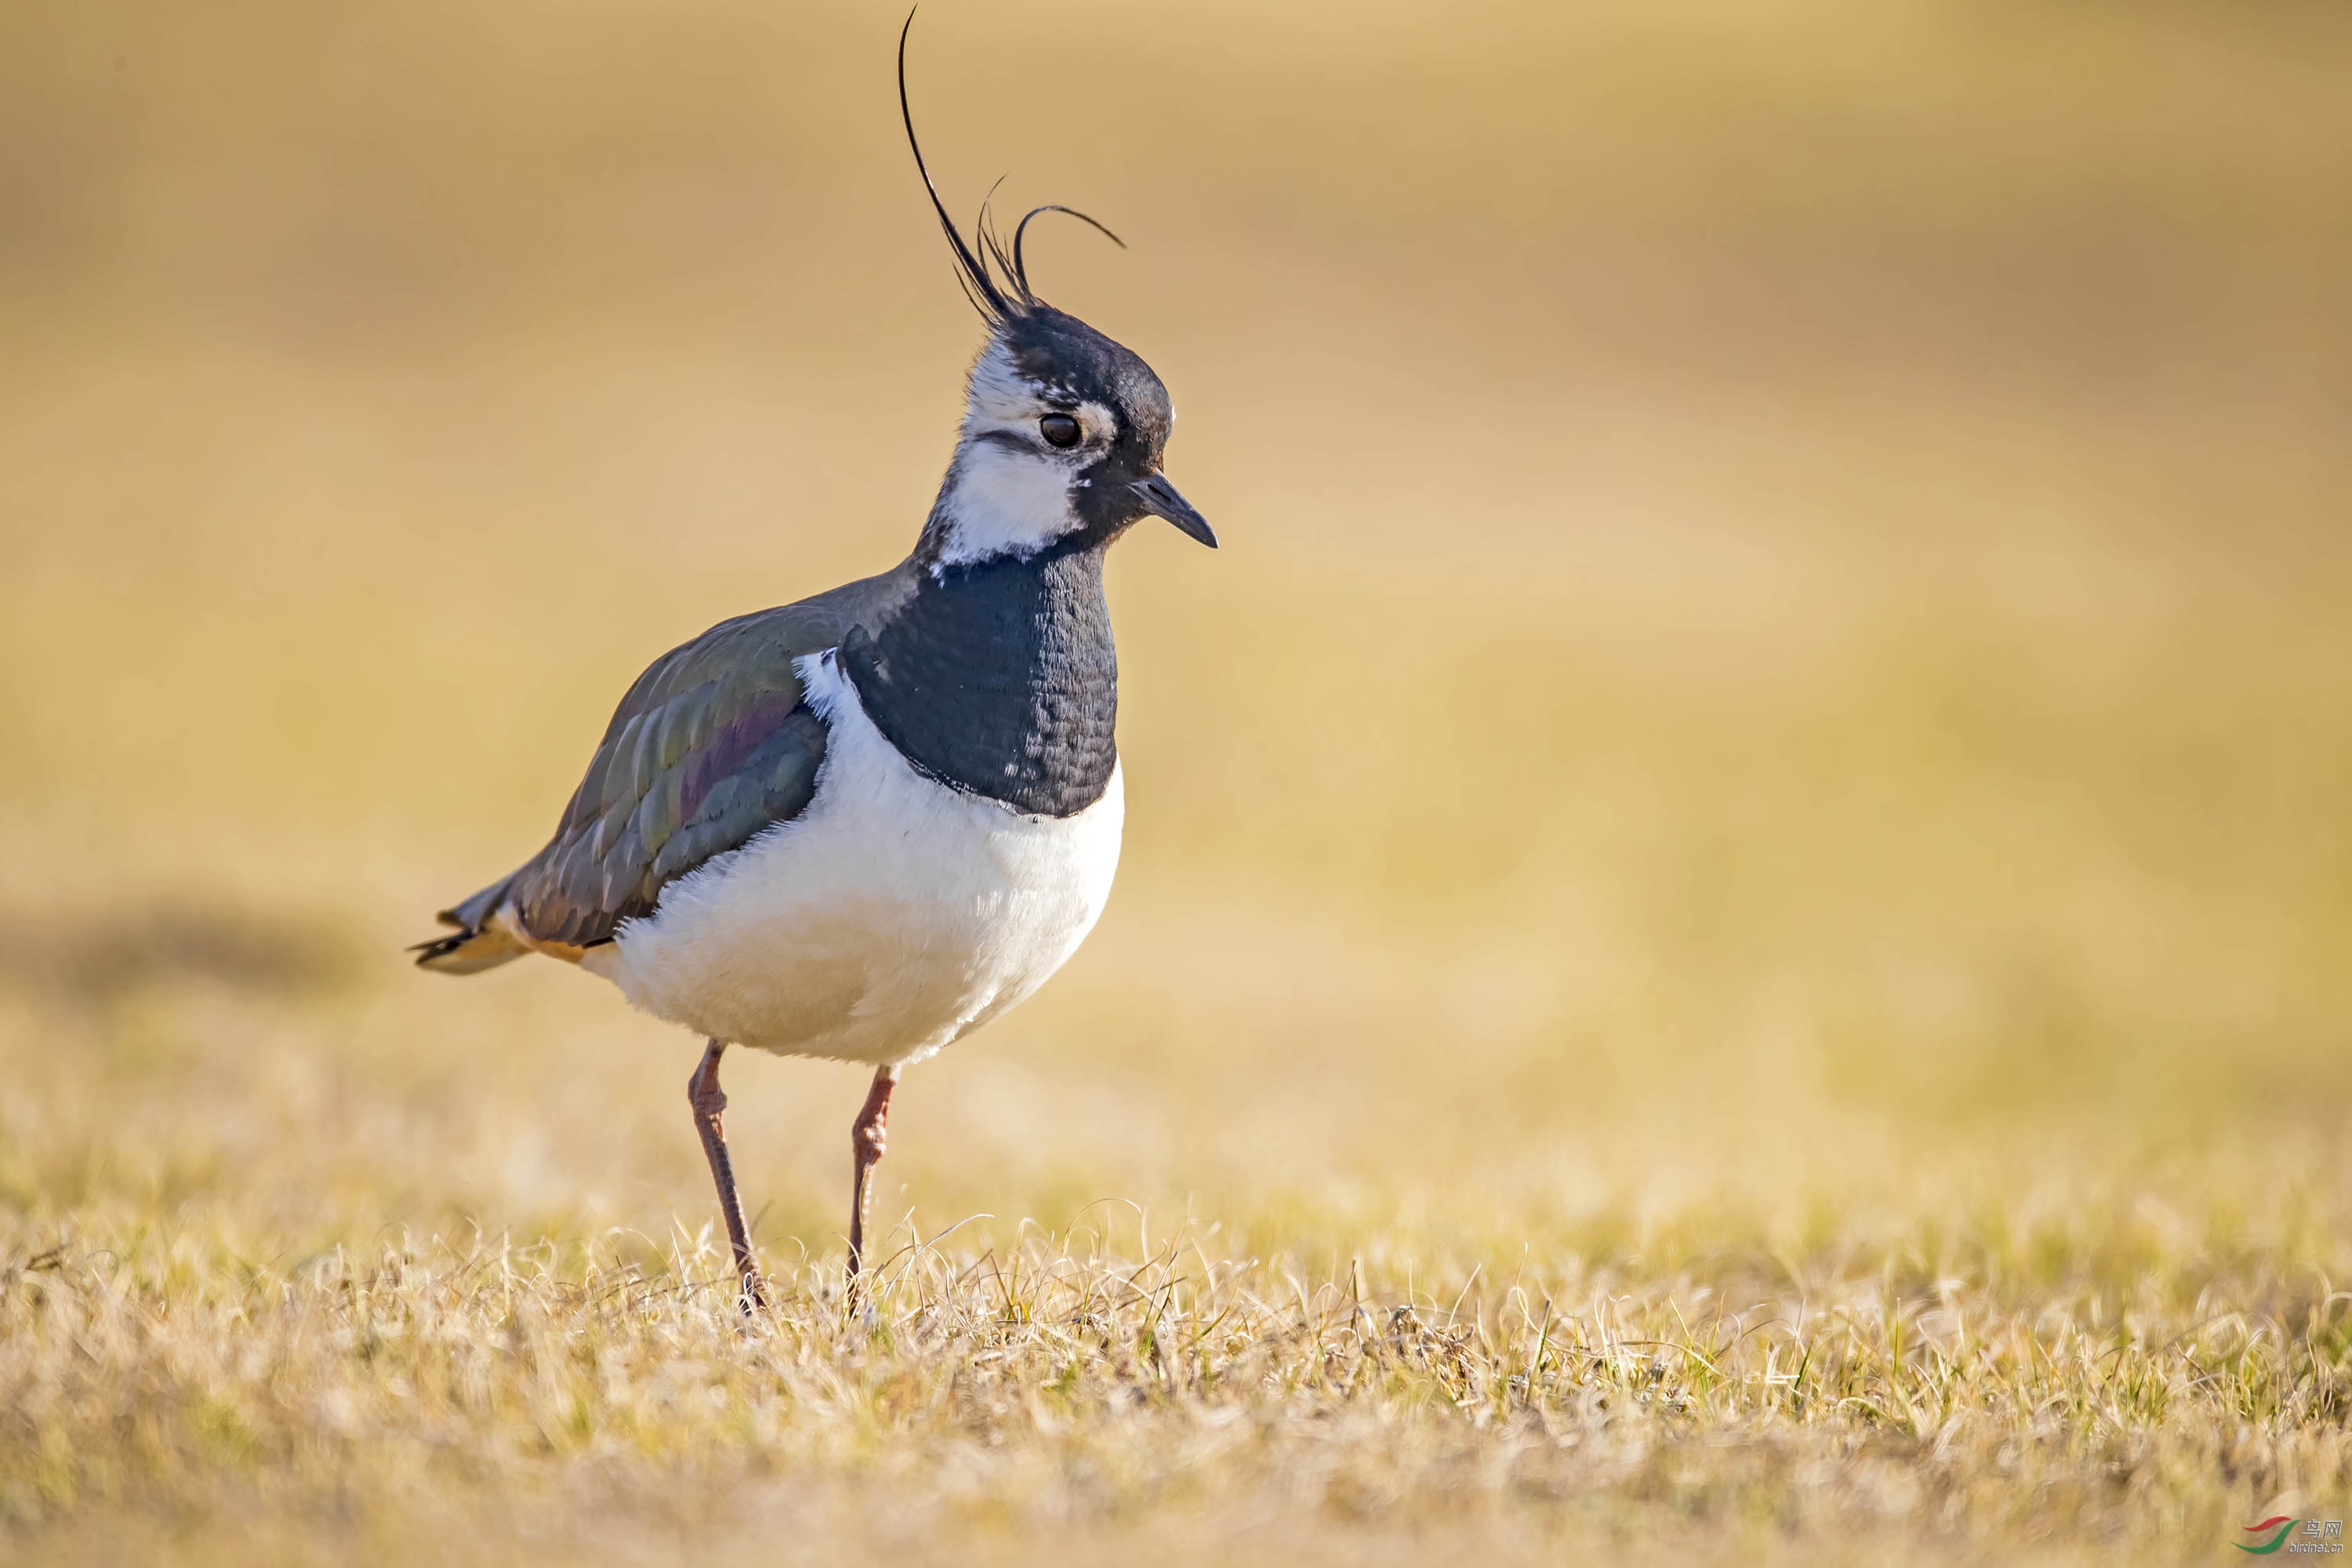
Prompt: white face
<box><xmin>928</xmin><ymin>338</ymin><xmax>1121</xmax><ymax>570</ymax></box>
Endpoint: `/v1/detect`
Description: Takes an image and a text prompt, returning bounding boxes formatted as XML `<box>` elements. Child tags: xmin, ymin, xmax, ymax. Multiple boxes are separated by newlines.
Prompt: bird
<box><xmin>410</xmin><ymin>16</ymin><xmax>1214</xmax><ymax>1308</ymax></box>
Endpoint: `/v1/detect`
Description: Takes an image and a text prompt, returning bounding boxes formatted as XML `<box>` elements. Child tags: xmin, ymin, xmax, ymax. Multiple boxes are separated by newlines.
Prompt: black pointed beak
<box><xmin>1129</xmin><ymin>472</ymin><xmax>1216</xmax><ymax>548</ymax></box>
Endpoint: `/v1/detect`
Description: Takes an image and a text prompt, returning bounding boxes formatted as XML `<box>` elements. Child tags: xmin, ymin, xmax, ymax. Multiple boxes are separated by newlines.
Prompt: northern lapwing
<box><xmin>412</xmin><ymin>17</ymin><xmax>1214</xmax><ymax>1306</ymax></box>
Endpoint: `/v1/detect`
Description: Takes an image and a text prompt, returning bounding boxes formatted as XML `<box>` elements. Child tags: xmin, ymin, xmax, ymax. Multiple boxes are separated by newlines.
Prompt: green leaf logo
<box><xmin>2234</xmin><ymin>1518</ymin><xmax>2298</xmax><ymax>1555</ymax></box>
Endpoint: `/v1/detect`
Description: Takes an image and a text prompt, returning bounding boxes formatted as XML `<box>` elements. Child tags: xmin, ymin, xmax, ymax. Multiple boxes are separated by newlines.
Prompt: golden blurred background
<box><xmin>4</xmin><ymin>0</ymin><xmax>2351</xmax><ymax>1257</ymax></box>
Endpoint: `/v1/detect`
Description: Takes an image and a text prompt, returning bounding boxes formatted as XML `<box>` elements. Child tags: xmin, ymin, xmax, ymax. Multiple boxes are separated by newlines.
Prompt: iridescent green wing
<box><xmin>507</xmin><ymin>568</ymin><xmax>910</xmax><ymax>949</ymax></box>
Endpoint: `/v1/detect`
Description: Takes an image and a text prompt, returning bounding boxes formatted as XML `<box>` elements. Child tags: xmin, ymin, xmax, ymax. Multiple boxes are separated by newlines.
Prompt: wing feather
<box><xmin>485</xmin><ymin>568</ymin><xmax>913</xmax><ymax>953</ymax></box>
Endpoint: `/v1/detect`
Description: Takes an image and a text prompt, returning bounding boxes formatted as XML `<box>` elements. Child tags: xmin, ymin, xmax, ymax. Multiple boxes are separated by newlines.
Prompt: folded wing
<box><xmin>416</xmin><ymin>569</ymin><xmax>911</xmax><ymax>968</ymax></box>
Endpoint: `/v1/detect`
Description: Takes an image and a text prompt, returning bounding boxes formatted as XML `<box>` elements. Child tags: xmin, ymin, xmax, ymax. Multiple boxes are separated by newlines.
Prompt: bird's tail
<box><xmin>410</xmin><ymin>873</ymin><xmax>528</xmax><ymax>975</ymax></box>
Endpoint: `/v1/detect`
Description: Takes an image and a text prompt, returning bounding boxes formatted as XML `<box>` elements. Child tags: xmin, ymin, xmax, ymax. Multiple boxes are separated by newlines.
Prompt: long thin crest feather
<box><xmin>897</xmin><ymin>9</ymin><xmax>1014</xmax><ymax>322</ymax></box>
<box><xmin>977</xmin><ymin>175</ymin><xmax>1020</xmax><ymax>301</ymax></box>
<box><xmin>897</xmin><ymin>11</ymin><xmax>1127</xmax><ymax>321</ymax></box>
<box><xmin>1011</xmin><ymin>205</ymin><xmax>1125</xmax><ymax>298</ymax></box>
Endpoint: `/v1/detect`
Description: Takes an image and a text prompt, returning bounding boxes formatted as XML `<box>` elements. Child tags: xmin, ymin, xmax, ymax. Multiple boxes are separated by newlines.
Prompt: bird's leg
<box><xmin>847</xmin><ymin>1065</ymin><xmax>902</xmax><ymax>1283</ymax></box>
<box><xmin>687</xmin><ymin>1038</ymin><xmax>764</xmax><ymax>1312</ymax></box>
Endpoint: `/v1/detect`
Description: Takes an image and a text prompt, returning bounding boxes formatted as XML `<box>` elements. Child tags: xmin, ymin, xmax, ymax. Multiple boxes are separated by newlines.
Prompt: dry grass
<box><xmin>5</xmin><ymin>0</ymin><xmax>2352</xmax><ymax>1561</ymax></box>
<box><xmin>5</xmin><ymin>1185</ymin><xmax>2350</xmax><ymax>1567</ymax></box>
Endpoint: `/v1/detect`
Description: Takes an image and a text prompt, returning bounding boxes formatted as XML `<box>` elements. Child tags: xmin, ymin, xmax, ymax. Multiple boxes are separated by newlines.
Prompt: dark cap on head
<box><xmin>1002</xmin><ymin>307</ymin><xmax>1173</xmax><ymax>456</ymax></box>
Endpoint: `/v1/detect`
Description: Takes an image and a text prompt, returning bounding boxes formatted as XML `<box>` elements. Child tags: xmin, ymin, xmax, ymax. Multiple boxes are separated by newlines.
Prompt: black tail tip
<box><xmin>408</xmin><ymin>934</ymin><xmax>467</xmax><ymax>967</ymax></box>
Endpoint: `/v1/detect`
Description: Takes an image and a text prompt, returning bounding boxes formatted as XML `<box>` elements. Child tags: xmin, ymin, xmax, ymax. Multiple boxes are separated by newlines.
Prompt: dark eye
<box><xmin>1039</xmin><ymin>412</ymin><xmax>1082</xmax><ymax>448</ymax></box>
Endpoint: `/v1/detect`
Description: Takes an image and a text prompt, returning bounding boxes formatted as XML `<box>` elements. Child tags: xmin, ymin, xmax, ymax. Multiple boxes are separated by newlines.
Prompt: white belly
<box><xmin>582</xmin><ymin>651</ymin><xmax>1123</xmax><ymax>1066</ymax></box>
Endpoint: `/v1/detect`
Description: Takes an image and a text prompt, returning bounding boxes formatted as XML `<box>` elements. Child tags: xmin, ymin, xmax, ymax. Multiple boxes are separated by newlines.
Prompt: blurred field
<box><xmin>4</xmin><ymin>0</ymin><xmax>2351</xmax><ymax>1561</ymax></box>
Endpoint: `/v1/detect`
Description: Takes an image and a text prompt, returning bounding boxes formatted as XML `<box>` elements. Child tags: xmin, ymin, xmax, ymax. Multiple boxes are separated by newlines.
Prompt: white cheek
<box><xmin>935</xmin><ymin>442</ymin><xmax>1080</xmax><ymax>567</ymax></box>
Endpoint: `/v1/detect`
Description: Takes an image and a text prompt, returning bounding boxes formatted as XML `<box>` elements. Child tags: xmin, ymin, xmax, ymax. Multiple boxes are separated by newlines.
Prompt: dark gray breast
<box><xmin>840</xmin><ymin>540</ymin><xmax>1118</xmax><ymax>818</ymax></box>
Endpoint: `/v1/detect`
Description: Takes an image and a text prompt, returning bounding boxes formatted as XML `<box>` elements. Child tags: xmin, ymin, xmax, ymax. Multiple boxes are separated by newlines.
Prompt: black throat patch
<box><xmin>839</xmin><ymin>540</ymin><xmax>1118</xmax><ymax>818</ymax></box>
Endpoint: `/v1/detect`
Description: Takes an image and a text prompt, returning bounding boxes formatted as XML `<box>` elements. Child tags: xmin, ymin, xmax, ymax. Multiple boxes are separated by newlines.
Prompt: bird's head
<box><xmin>899</xmin><ymin>17</ymin><xmax>1214</xmax><ymax>573</ymax></box>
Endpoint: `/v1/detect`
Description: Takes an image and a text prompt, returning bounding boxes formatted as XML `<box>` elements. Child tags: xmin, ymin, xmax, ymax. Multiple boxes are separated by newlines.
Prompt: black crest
<box><xmin>897</xmin><ymin>10</ymin><xmax>1126</xmax><ymax>325</ymax></box>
